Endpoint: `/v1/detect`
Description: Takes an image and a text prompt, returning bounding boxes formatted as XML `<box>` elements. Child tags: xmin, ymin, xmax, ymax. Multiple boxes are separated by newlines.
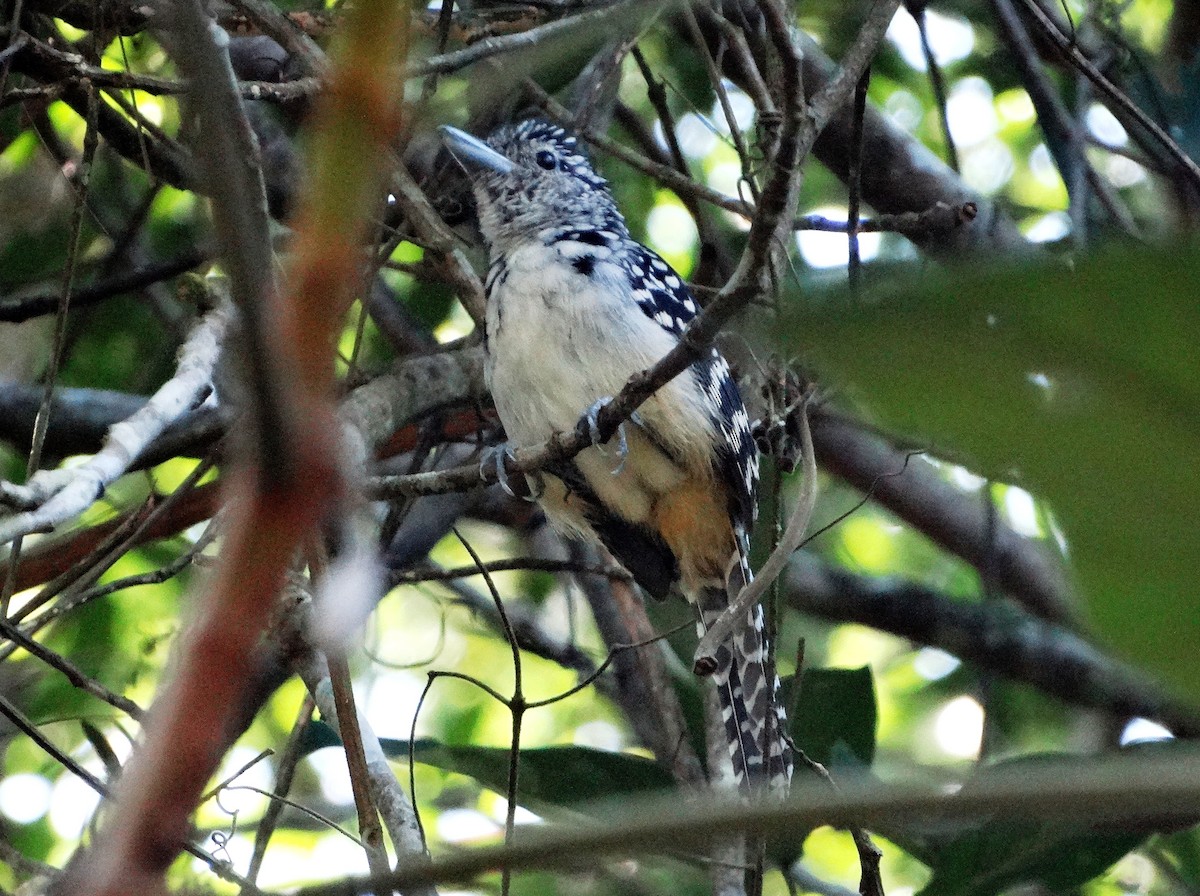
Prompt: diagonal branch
<box><xmin>0</xmin><ymin>296</ymin><xmax>231</xmax><ymax>544</ymax></box>
<box><xmin>1014</xmin><ymin>0</ymin><xmax>1200</xmax><ymax>194</ymax></box>
<box><xmin>784</xmin><ymin>551</ymin><xmax>1200</xmax><ymax>736</ymax></box>
<box><xmin>693</xmin><ymin>394</ymin><xmax>816</xmax><ymax>670</ymax></box>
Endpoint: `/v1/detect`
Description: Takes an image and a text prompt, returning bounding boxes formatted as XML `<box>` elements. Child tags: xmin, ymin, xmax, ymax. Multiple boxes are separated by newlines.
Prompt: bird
<box><xmin>441</xmin><ymin>118</ymin><xmax>791</xmax><ymax>793</ymax></box>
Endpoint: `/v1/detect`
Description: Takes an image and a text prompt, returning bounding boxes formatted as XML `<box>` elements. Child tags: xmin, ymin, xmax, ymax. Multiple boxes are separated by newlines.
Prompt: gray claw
<box><xmin>609</xmin><ymin>424</ymin><xmax>629</xmax><ymax>475</ymax></box>
<box><xmin>585</xmin><ymin>398</ymin><xmax>608</xmax><ymax>445</ymax></box>
<box><xmin>585</xmin><ymin>398</ymin><xmax>630</xmax><ymax>475</ymax></box>
<box><xmin>483</xmin><ymin>445</ymin><xmax>542</xmax><ymax>503</ymax></box>
<box><xmin>482</xmin><ymin>445</ymin><xmax>520</xmax><ymax>499</ymax></box>
<box><xmin>524</xmin><ymin>471</ymin><xmax>545</xmax><ymax>501</ymax></box>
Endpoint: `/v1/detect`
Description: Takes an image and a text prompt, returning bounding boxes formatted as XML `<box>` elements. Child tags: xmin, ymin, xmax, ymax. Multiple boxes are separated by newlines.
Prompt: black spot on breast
<box><xmin>574</xmin><ymin>231</ymin><xmax>609</xmax><ymax>246</ymax></box>
<box><xmin>572</xmin><ymin>256</ymin><xmax>596</xmax><ymax>276</ymax></box>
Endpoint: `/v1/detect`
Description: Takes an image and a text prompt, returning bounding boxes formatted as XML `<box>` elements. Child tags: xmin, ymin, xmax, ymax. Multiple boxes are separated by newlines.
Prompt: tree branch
<box><xmin>809</xmin><ymin>409</ymin><xmax>1076</xmax><ymax>624</ymax></box>
<box><xmin>784</xmin><ymin>551</ymin><xmax>1200</xmax><ymax>737</ymax></box>
<box><xmin>284</xmin><ymin>749</ymin><xmax>1200</xmax><ymax>895</ymax></box>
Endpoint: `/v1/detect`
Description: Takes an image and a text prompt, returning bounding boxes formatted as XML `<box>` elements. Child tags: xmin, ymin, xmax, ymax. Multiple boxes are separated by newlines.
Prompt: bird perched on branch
<box><xmin>441</xmin><ymin>118</ymin><xmax>791</xmax><ymax>793</ymax></box>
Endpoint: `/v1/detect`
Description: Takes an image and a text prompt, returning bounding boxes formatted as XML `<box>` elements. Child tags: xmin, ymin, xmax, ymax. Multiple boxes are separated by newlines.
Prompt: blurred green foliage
<box><xmin>776</xmin><ymin>244</ymin><xmax>1200</xmax><ymax>701</ymax></box>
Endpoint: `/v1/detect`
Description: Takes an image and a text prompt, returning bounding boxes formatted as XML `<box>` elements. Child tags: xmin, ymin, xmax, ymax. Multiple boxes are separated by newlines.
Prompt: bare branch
<box><xmin>784</xmin><ymin>551</ymin><xmax>1200</xmax><ymax>737</ymax></box>
<box><xmin>0</xmin><ymin>296</ymin><xmax>231</xmax><ymax>544</ymax></box>
<box><xmin>0</xmin><ymin>250</ymin><xmax>207</xmax><ymax>323</ymax></box>
<box><xmin>407</xmin><ymin>0</ymin><xmax>663</xmax><ymax>78</ymax></box>
<box><xmin>326</xmin><ymin>655</ymin><xmax>393</xmax><ymax>882</ymax></box>
<box><xmin>285</xmin><ymin>750</ymin><xmax>1200</xmax><ymax>895</ymax></box>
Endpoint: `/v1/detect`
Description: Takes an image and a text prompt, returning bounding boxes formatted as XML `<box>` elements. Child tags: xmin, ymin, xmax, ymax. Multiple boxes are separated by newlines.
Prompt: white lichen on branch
<box><xmin>0</xmin><ymin>287</ymin><xmax>232</xmax><ymax>546</ymax></box>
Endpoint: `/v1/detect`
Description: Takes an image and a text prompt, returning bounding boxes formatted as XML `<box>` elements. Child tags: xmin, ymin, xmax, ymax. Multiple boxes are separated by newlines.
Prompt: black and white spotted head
<box><xmin>441</xmin><ymin>119</ymin><xmax>627</xmax><ymax>256</ymax></box>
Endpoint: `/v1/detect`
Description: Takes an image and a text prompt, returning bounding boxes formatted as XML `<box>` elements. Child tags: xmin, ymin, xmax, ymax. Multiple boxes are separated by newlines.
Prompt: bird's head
<box><xmin>440</xmin><ymin>119</ymin><xmax>626</xmax><ymax>254</ymax></box>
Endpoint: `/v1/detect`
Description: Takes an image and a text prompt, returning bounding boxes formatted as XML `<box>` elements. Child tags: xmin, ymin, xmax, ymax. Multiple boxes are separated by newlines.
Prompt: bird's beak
<box><xmin>440</xmin><ymin>125</ymin><xmax>515</xmax><ymax>175</ymax></box>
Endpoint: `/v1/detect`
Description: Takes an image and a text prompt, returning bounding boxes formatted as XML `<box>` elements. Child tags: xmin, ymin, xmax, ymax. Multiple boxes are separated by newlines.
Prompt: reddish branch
<box><xmin>52</xmin><ymin>0</ymin><xmax>411</xmax><ymax>892</ymax></box>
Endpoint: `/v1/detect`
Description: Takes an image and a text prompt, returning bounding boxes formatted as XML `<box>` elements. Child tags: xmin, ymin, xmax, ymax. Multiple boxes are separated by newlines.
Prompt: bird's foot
<box><xmin>480</xmin><ymin>444</ymin><xmax>542</xmax><ymax>502</ymax></box>
<box><xmin>585</xmin><ymin>398</ymin><xmax>639</xmax><ymax>475</ymax></box>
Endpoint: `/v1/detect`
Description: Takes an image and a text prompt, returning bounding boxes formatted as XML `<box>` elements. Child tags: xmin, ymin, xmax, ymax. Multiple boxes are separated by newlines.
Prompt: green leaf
<box><xmin>1153</xmin><ymin>828</ymin><xmax>1200</xmax><ymax>892</ymax></box>
<box><xmin>776</xmin><ymin>244</ymin><xmax>1200</xmax><ymax>702</ymax></box>
<box><xmin>918</xmin><ymin>818</ymin><xmax>1141</xmax><ymax>896</ymax></box>
<box><xmin>783</xmin><ymin>666</ymin><xmax>877</xmax><ymax>767</ymax></box>
<box><xmin>915</xmin><ymin>752</ymin><xmax>1165</xmax><ymax>896</ymax></box>
<box><xmin>299</xmin><ymin>723</ymin><xmax>676</xmax><ymax>812</ymax></box>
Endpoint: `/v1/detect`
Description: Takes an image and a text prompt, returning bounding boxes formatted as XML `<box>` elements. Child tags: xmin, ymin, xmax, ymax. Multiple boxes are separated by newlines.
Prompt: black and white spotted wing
<box><xmin>615</xmin><ymin>243</ymin><xmax>760</xmax><ymax>533</ymax></box>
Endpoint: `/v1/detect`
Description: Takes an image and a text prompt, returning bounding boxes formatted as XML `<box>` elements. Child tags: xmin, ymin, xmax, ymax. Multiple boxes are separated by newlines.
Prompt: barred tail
<box><xmin>694</xmin><ymin>558</ymin><xmax>792</xmax><ymax>794</ymax></box>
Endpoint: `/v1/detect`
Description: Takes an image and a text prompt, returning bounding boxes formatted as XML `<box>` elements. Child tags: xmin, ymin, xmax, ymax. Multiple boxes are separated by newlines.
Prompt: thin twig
<box><xmin>631</xmin><ymin>46</ymin><xmax>691</xmax><ymax>178</ymax></box>
<box><xmin>407</xmin><ymin>0</ymin><xmax>662</xmax><ymax>77</ymax></box>
<box><xmin>453</xmin><ymin>528</ymin><xmax>522</xmax><ymax>896</ymax></box>
<box><xmin>0</xmin><ymin>617</ymin><xmax>144</xmax><ymax>718</ymax></box>
<box><xmin>0</xmin><ymin>692</ymin><xmax>265</xmax><ymax>893</ymax></box>
<box><xmin>328</xmin><ymin>655</ymin><xmax>392</xmax><ymax>883</ymax></box>
<box><xmin>1</xmin><ymin>81</ymin><xmax>97</xmax><ymax>616</ymax></box>
<box><xmin>393</xmin><ymin>557</ymin><xmax>631</xmax><ymax>586</ymax></box>
<box><xmin>0</xmin><ymin>250</ymin><xmax>208</xmax><ymax>323</ymax></box>
<box><xmin>1016</xmin><ymin>0</ymin><xmax>1200</xmax><ymax>193</ymax></box>
<box><xmin>525</xmin><ymin>618</ymin><xmax>690</xmax><ymax>709</ymax></box>
<box><xmin>389</xmin><ymin>163</ymin><xmax>487</xmax><ymax>323</ymax></box>
<box><xmin>809</xmin><ymin>410</ymin><xmax>1075</xmax><ymax>623</ymax></box>
<box><xmin>443</xmin><ymin>579</ymin><xmax>598</xmax><ymax>677</ymax></box>
<box><xmin>795</xmin><ymin>202</ymin><xmax>977</xmax><ymax>235</ymax></box>
<box><xmin>680</xmin><ymin>4</ymin><xmax>758</xmax><ymax>197</ymax></box>
<box><xmin>793</xmin><ymin>752</ymin><xmax>885</xmax><ymax>896</ymax></box>
<box><xmin>694</xmin><ymin>393</ymin><xmax>814</xmax><ymax>670</ymax></box>
<box><xmin>847</xmin><ymin>68</ymin><xmax>871</xmax><ymax>289</ymax></box>
<box><xmin>569</xmin><ymin>542</ymin><xmax>706</xmax><ymax>787</ymax></box>
<box><xmin>244</xmin><ymin>694</ymin><xmax>316</xmax><ymax>889</ymax></box>
<box><xmin>912</xmin><ymin>4</ymin><xmax>959</xmax><ymax>172</ymax></box>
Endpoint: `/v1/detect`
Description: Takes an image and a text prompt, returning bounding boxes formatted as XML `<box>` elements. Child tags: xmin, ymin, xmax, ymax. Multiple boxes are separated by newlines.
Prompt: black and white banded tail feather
<box><xmin>693</xmin><ymin>552</ymin><xmax>793</xmax><ymax>794</ymax></box>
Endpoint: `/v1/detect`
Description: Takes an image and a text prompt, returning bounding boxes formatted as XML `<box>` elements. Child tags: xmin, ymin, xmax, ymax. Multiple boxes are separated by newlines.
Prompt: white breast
<box><xmin>485</xmin><ymin>242</ymin><xmax>719</xmax><ymax>526</ymax></box>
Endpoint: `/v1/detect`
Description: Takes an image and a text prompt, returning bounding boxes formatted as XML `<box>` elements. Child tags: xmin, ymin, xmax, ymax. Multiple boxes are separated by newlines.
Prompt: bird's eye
<box><xmin>535</xmin><ymin>150</ymin><xmax>557</xmax><ymax>170</ymax></box>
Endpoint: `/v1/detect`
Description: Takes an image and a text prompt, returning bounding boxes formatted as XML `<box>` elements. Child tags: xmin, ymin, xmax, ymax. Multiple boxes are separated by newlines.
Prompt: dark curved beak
<box><xmin>439</xmin><ymin>125</ymin><xmax>515</xmax><ymax>175</ymax></box>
